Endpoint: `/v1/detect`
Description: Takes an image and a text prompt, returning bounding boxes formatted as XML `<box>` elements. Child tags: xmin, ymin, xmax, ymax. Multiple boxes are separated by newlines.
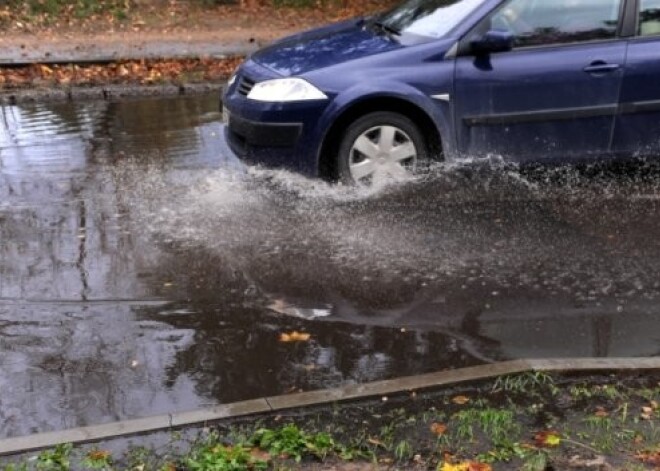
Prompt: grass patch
<box><xmin>0</xmin><ymin>372</ymin><xmax>658</xmax><ymax>470</ymax></box>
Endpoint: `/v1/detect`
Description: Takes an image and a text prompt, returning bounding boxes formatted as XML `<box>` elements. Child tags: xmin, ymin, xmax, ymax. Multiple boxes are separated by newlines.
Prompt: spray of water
<box><xmin>115</xmin><ymin>156</ymin><xmax>660</xmax><ymax>316</ymax></box>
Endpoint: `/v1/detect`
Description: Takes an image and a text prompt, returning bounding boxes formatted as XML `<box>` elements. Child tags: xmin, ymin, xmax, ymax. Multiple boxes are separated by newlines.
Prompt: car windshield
<box><xmin>378</xmin><ymin>0</ymin><xmax>487</xmax><ymax>38</ymax></box>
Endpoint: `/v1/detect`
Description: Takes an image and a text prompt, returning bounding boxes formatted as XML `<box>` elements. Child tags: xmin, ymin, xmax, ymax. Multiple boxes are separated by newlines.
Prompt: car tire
<box><xmin>337</xmin><ymin>111</ymin><xmax>428</xmax><ymax>186</ymax></box>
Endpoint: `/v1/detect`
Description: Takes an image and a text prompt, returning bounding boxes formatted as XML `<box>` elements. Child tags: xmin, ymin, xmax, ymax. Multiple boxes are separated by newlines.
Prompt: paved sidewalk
<box><xmin>0</xmin><ymin>39</ymin><xmax>257</xmax><ymax>65</ymax></box>
<box><xmin>0</xmin><ymin>28</ymin><xmax>302</xmax><ymax>65</ymax></box>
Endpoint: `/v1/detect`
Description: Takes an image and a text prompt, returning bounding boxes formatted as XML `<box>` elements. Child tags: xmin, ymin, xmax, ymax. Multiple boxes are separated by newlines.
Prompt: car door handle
<box><xmin>583</xmin><ymin>63</ymin><xmax>620</xmax><ymax>74</ymax></box>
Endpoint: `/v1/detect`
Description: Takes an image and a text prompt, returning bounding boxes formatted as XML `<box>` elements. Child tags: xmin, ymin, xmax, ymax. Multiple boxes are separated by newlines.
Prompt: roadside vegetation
<box><xmin>1</xmin><ymin>372</ymin><xmax>658</xmax><ymax>470</ymax></box>
<box><xmin>0</xmin><ymin>0</ymin><xmax>393</xmax><ymax>30</ymax></box>
<box><xmin>0</xmin><ymin>0</ymin><xmax>395</xmax><ymax>93</ymax></box>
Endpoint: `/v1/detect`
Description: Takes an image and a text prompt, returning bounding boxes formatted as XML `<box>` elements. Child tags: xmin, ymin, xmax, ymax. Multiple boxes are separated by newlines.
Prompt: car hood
<box><xmin>251</xmin><ymin>19</ymin><xmax>403</xmax><ymax>77</ymax></box>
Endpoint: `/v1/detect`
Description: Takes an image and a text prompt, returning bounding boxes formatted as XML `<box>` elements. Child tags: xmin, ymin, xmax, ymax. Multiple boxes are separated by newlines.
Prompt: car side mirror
<box><xmin>470</xmin><ymin>30</ymin><xmax>514</xmax><ymax>55</ymax></box>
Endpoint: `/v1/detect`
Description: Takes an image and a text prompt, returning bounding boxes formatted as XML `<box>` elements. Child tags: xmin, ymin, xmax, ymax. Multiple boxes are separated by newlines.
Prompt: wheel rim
<box><xmin>348</xmin><ymin>125</ymin><xmax>417</xmax><ymax>185</ymax></box>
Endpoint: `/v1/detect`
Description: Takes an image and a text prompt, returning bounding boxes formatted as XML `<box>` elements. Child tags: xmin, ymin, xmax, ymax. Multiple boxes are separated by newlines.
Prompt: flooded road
<box><xmin>1</xmin><ymin>95</ymin><xmax>659</xmax><ymax>439</ymax></box>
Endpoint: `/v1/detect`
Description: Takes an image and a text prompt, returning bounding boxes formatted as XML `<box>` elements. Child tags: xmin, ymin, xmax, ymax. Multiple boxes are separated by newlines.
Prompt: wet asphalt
<box><xmin>1</xmin><ymin>94</ymin><xmax>659</xmax><ymax>439</ymax></box>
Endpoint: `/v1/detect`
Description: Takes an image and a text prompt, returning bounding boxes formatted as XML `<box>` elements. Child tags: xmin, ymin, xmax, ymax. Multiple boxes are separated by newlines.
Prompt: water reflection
<box><xmin>0</xmin><ymin>96</ymin><xmax>237</xmax><ymax>438</ymax></box>
<box><xmin>1</xmin><ymin>96</ymin><xmax>659</xmax><ymax>439</ymax></box>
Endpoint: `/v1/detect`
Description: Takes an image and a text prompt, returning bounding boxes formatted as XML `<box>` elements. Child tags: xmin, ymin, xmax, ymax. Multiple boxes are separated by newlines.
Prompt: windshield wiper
<box><xmin>370</xmin><ymin>20</ymin><xmax>401</xmax><ymax>37</ymax></box>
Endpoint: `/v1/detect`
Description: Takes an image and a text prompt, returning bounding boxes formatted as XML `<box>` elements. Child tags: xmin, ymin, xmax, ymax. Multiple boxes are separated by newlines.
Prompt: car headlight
<box><xmin>247</xmin><ymin>78</ymin><xmax>328</xmax><ymax>102</ymax></box>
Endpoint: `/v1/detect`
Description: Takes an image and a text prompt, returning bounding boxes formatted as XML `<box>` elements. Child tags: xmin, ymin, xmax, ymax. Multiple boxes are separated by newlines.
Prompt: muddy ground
<box><xmin>0</xmin><ymin>371</ymin><xmax>658</xmax><ymax>470</ymax></box>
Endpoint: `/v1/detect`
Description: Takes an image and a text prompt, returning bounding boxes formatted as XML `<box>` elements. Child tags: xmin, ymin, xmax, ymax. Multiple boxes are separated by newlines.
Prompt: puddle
<box><xmin>1</xmin><ymin>95</ymin><xmax>659</xmax><ymax>439</ymax></box>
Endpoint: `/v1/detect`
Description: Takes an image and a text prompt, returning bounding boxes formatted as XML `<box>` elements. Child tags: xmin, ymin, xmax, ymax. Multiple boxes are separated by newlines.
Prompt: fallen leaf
<box><xmin>568</xmin><ymin>455</ymin><xmax>609</xmax><ymax>468</ymax></box>
<box><xmin>635</xmin><ymin>451</ymin><xmax>660</xmax><ymax>466</ymax></box>
<box><xmin>534</xmin><ymin>430</ymin><xmax>562</xmax><ymax>447</ymax></box>
<box><xmin>641</xmin><ymin>406</ymin><xmax>653</xmax><ymax>420</ymax></box>
<box><xmin>440</xmin><ymin>461</ymin><xmax>492</xmax><ymax>471</ymax></box>
<box><xmin>249</xmin><ymin>448</ymin><xmax>271</xmax><ymax>462</ymax></box>
<box><xmin>452</xmin><ymin>395</ymin><xmax>470</xmax><ymax>405</ymax></box>
<box><xmin>87</xmin><ymin>449</ymin><xmax>111</xmax><ymax>460</ymax></box>
<box><xmin>278</xmin><ymin>331</ymin><xmax>310</xmax><ymax>342</ymax></box>
<box><xmin>430</xmin><ymin>422</ymin><xmax>447</xmax><ymax>436</ymax></box>
<box><xmin>468</xmin><ymin>463</ymin><xmax>493</xmax><ymax>471</ymax></box>
<box><xmin>594</xmin><ymin>407</ymin><xmax>609</xmax><ymax>418</ymax></box>
<box><xmin>367</xmin><ymin>437</ymin><xmax>385</xmax><ymax>447</ymax></box>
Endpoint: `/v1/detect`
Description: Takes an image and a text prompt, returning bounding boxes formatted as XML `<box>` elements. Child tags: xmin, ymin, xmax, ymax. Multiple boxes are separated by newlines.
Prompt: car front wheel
<box><xmin>337</xmin><ymin>111</ymin><xmax>427</xmax><ymax>186</ymax></box>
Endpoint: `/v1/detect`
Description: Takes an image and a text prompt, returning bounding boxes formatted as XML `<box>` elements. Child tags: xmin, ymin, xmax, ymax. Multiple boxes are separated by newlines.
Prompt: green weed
<box><xmin>584</xmin><ymin>415</ymin><xmax>613</xmax><ymax>433</ymax></box>
<box><xmin>36</xmin><ymin>443</ymin><xmax>73</xmax><ymax>471</ymax></box>
<box><xmin>2</xmin><ymin>464</ymin><xmax>28</xmax><ymax>471</ymax></box>
<box><xmin>520</xmin><ymin>451</ymin><xmax>549</xmax><ymax>471</ymax></box>
<box><xmin>81</xmin><ymin>448</ymin><xmax>112</xmax><ymax>470</ymax></box>
<box><xmin>185</xmin><ymin>440</ymin><xmax>268</xmax><ymax>471</ymax></box>
<box><xmin>570</xmin><ymin>385</ymin><xmax>593</xmax><ymax>400</ymax></box>
<box><xmin>453</xmin><ymin>408</ymin><xmax>520</xmax><ymax>445</ymax></box>
<box><xmin>393</xmin><ymin>439</ymin><xmax>413</xmax><ymax>461</ymax></box>
<box><xmin>492</xmin><ymin>372</ymin><xmax>557</xmax><ymax>396</ymax></box>
<box><xmin>251</xmin><ymin>424</ymin><xmax>334</xmax><ymax>462</ymax></box>
<box><xmin>478</xmin><ymin>441</ymin><xmax>529</xmax><ymax>463</ymax></box>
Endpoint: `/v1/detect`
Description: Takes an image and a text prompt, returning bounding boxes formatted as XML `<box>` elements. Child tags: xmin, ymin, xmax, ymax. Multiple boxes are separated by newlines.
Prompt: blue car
<box><xmin>223</xmin><ymin>0</ymin><xmax>660</xmax><ymax>185</ymax></box>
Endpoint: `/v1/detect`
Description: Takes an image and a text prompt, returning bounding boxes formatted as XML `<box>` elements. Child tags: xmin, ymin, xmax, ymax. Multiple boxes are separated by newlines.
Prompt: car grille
<box><xmin>237</xmin><ymin>76</ymin><xmax>256</xmax><ymax>96</ymax></box>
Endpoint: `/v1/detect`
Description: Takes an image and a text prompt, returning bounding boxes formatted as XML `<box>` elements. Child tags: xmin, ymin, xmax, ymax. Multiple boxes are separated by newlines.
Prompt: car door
<box><xmin>452</xmin><ymin>0</ymin><xmax>627</xmax><ymax>162</ymax></box>
<box><xmin>611</xmin><ymin>0</ymin><xmax>660</xmax><ymax>155</ymax></box>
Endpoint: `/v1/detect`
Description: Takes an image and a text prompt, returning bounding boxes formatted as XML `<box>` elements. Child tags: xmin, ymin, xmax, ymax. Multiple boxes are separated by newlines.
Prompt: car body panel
<box><xmin>222</xmin><ymin>0</ymin><xmax>658</xmax><ymax>177</ymax></box>
<box><xmin>251</xmin><ymin>19</ymin><xmax>403</xmax><ymax>77</ymax></box>
<box><xmin>226</xmin><ymin>36</ymin><xmax>461</xmax><ymax>175</ymax></box>
<box><xmin>612</xmin><ymin>36</ymin><xmax>660</xmax><ymax>155</ymax></box>
<box><xmin>454</xmin><ymin>41</ymin><xmax>627</xmax><ymax>161</ymax></box>
<box><xmin>303</xmin><ymin>39</ymin><xmax>460</xmax><ymax>164</ymax></box>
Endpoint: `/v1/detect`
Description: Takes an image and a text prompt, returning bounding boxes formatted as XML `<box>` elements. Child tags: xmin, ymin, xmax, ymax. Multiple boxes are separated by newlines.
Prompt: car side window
<box><xmin>639</xmin><ymin>0</ymin><xmax>660</xmax><ymax>35</ymax></box>
<box><xmin>478</xmin><ymin>0</ymin><xmax>622</xmax><ymax>48</ymax></box>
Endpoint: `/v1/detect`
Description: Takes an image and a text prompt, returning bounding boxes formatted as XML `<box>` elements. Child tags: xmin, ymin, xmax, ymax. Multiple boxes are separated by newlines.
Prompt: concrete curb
<box><xmin>1</xmin><ymin>357</ymin><xmax>658</xmax><ymax>456</ymax></box>
<box><xmin>0</xmin><ymin>83</ymin><xmax>224</xmax><ymax>105</ymax></box>
<box><xmin>0</xmin><ymin>41</ymin><xmax>258</xmax><ymax>66</ymax></box>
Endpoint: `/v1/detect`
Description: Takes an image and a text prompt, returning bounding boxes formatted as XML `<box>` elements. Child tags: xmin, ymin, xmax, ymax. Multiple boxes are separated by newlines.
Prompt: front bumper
<box><xmin>227</xmin><ymin>112</ymin><xmax>302</xmax><ymax>148</ymax></box>
<box><xmin>222</xmin><ymin>61</ymin><xmax>331</xmax><ymax>177</ymax></box>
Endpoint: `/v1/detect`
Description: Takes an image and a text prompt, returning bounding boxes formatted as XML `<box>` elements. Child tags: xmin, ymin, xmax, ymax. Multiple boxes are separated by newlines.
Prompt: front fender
<box><xmin>311</xmin><ymin>80</ymin><xmax>456</xmax><ymax>174</ymax></box>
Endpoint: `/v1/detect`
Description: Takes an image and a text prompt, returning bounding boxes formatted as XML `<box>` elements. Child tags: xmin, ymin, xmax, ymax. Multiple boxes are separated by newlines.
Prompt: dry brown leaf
<box><xmin>635</xmin><ymin>451</ymin><xmax>660</xmax><ymax>465</ymax></box>
<box><xmin>87</xmin><ymin>449</ymin><xmax>111</xmax><ymax>460</ymax></box>
<box><xmin>452</xmin><ymin>395</ymin><xmax>470</xmax><ymax>405</ymax></box>
<box><xmin>249</xmin><ymin>448</ymin><xmax>271</xmax><ymax>462</ymax></box>
<box><xmin>594</xmin><ymin>407</ymin><xmax>609</xmax><ymax>418</ymax></box>
<box><xmin>430</xmin><ymin>422</ymin><xmax>448</xmax><ymax>436</ymax></box>
<box><xmin>440</xmin><ymin>461</ymin><xmax>493</xmax><ymax>471</ymax></box>
<box><xmin>641</xmin><ymin>406</ymin><xmax>653</xmax><ymax>420</ymax></box>
<box><xmin>367</xmin><ymin>437</ymin><xmax>385</xmax><ymax>447</ymax></box>
<box><xmin>534</xmin><ymin>430</ymin><xmax>562</xmax><ymax>447</ymax></box>
<box><xmin>279</xmin><ymin>331</ymin><xmax>310</xmax><ymax>342</ymax></box>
